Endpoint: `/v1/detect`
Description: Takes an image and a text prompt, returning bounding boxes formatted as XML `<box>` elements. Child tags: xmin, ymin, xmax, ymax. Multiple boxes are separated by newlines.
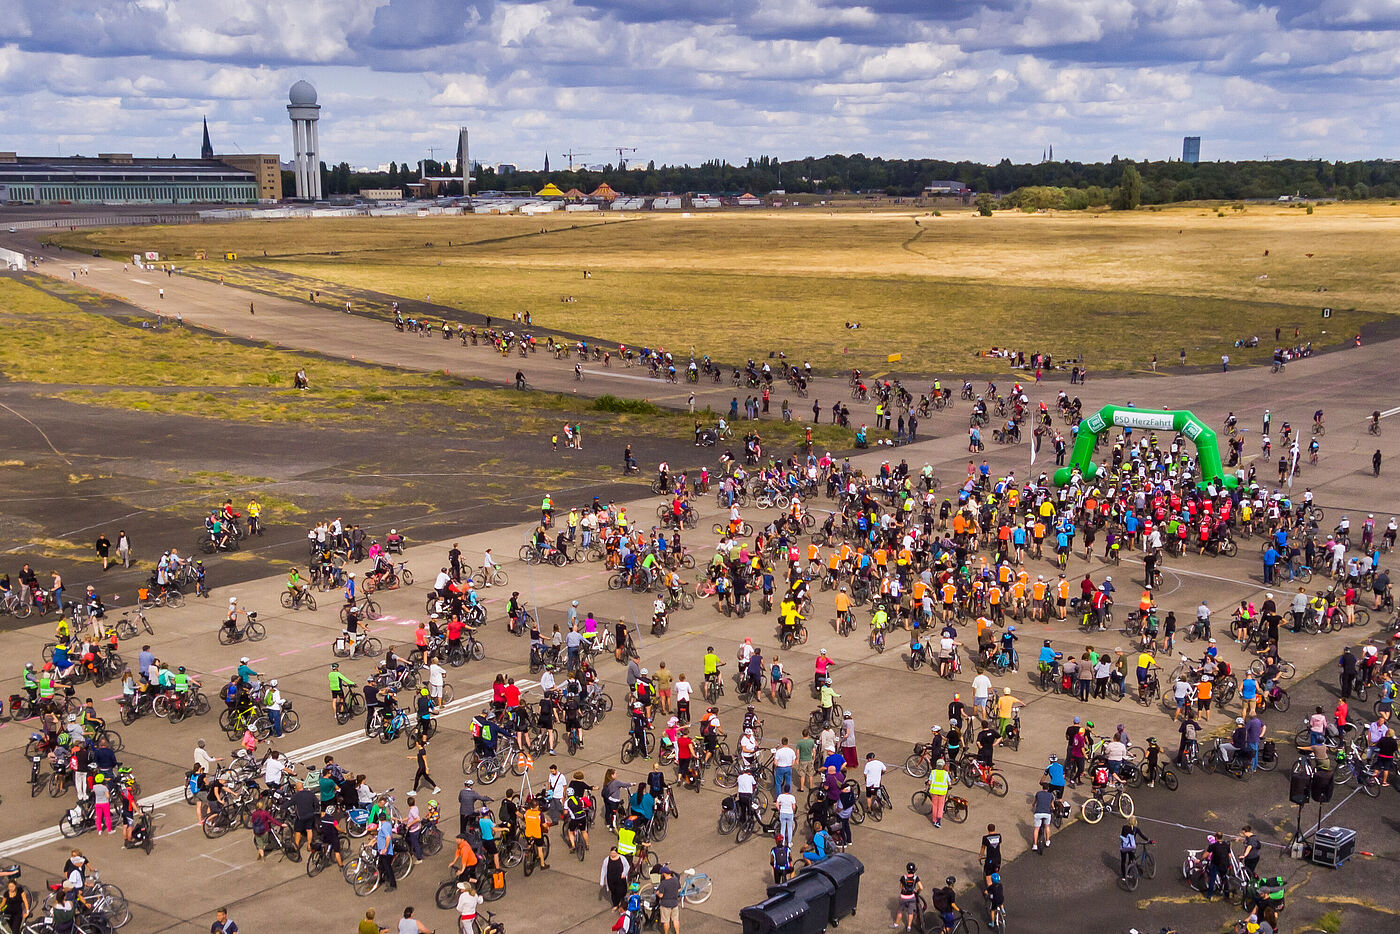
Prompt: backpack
<box><xmin>251</xmin><ymin>812</ymin><xmax>270</xmax><ymax>835</ymax></box>
<box><xmin>222</xmin><ymin>682</ymin><xmax>239</xmax><ymax>704</ymax></box>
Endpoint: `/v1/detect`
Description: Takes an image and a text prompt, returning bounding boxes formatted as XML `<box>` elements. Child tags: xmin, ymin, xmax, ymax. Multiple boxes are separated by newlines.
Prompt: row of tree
<box><xmin>293</xmin><ymin>154</ymin><xmax>1400</xmax><ymax>204</ymax></box>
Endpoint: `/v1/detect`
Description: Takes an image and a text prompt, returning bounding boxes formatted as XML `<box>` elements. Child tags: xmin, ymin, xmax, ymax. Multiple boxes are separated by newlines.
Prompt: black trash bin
<box><xmin>808</xmin><ymin>853</ymin><xmax>864</xmax><ymax>924</ymax></box>
<box><xmin>781</xmin><ymin>869</ymin><xmax>837</xmax><ymax>934</ymax></box>
<box><xmin>740</xmin><ymin>890</ymin><xmax>815</xmax><ymax>934</ymax></box>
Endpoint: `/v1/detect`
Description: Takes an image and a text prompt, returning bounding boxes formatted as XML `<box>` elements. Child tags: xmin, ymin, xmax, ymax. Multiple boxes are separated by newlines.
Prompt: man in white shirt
<box><xmin>735</xmin><ymin>768</ymin><xmax>757</xmax><ymax>818</ymax></box>
<box><xmin>772</xmin><ymin>739</ymin><xmax>797</xmax><ymax>798</ymax></box>
<box><xmin>194</xmin><ymin>739</ymin><xmax>221</xmax><ymax>775</ymax></box>
<box><xmin>862</xmin><ymin>752</ymin><xmax>886</xmax><ymax>811</ymax></box>
<box><xmin>972</xmin><ymin>672</ymin><xmax>993</xmax><ymax>722</ymax></box>
<box><xmin>263</xmin><ymin>750</ymin><xmax>286</xmax><ymax>788</ymax></box>
<box><xmin>481</xmin><ymin>549</ymin><xmax>497</xmax><ymax>586</ymax></box>
<box><xmin>737</xmin><ymin>638</ymin><xmax>754</xmax><ymax>667</ymax></box>
<box><xmin>546</xmin><ymin>765</ymin><xmax>569</xmax><ymax>820</ymax></box>
<box><xmin>674</xmin><ymin>676</ymin><xmax>692</xmax><ymax>722</ymax></box>
<box><xmin>539</xmin><ymin>667</ymin><xmax>556</xmax><ymax>694</ymax></box>
<box><xmin>434</xmin><ymin>568</ymin><xmax>453</xmax><ymax>596</ymax></box>
<box><xmin>428</xmin><ymin>662</ymin><xmax>447</xmax><ymax>701</ymax></box>
<box><xmin>775</xmin><ymin>786</ymin><xmax>797</xmax><ymax>846</ymax></box>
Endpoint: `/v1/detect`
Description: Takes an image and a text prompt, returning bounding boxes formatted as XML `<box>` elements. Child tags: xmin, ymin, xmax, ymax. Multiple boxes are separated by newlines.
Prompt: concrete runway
<box><xmin>0</xmin><ymin>230</ymin><xmax>1398</xmax><ymax>932</ymax></box>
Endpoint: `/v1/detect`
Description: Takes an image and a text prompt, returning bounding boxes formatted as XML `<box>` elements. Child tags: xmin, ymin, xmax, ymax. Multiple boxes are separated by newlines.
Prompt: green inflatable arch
<box><xmin>1052</xmin><ymin>404</ymin><xmax>1238</xmax><ymax>490</ymax></box>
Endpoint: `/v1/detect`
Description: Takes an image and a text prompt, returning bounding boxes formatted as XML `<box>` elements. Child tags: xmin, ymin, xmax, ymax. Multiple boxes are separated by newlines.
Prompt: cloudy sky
<box><xmin>1</xmin><ymin>0</ymin><xmax>1396</xmax><ymax>169</ymax></box>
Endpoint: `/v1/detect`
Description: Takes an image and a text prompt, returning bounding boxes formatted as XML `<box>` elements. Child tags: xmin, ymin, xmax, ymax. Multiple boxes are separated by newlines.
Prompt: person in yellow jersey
<box><xmin>926</xmin><ymin>759</ymin><xmax>951</xmax><ymax>828</ymax></box>
<box><xmin>246</xmin><ymin>498</ymin><xmax>262</xmax><ymax>537</ymax></box>
<box><xmin>1136</xmin><ymin>648</ymin><xmax>1156</xmax><ymax>703</ymax></box>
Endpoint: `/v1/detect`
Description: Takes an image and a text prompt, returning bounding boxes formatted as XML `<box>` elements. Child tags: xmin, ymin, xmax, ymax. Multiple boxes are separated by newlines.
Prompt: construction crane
<box><xmin>563</xmin><ymin>150</ymin><xmax>590</xmax><ymax>171</ymax></box>
<box><xmin>614</xmin><ymin>146</ymin><xmax>637</xmax><ymax>168</ymax></box>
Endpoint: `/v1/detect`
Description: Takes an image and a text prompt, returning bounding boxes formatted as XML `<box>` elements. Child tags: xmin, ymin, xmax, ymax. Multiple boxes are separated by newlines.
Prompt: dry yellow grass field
<box><xmin>60</xmin><ymin>203</ymin><xmax>1400</xmax><ymax>372</ymax></box>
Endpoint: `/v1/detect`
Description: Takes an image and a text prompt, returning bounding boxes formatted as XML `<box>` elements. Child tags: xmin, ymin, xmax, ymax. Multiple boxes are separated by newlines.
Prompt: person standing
<box><xmin>927</xmin><ymin>759</ymin><xmax>951</xmax><ymax>828</ymax></box>
<box><xmin>773</xmin><ymin>738</ymin><xmax>796</xmax><ymax>799</ymax></box>
<box><xmin>95</xmin><ymin>534</ymin><xmax>111</xmax><ymax>571</ymax></box>
<box><xmin>656</xmin><ymin>864</ymin><xmax>682</xmax><ymax>934</ymax></box>
<box><xmin>602</xmin><ymin>846</ymin><xmax>630</xmax><ymax>909</ymax></box>
<box><xmin>210</xmin><ymin>907</ymin><xmax>239</xmax><ymax>933</ymax></box>
<box><xmin>375</xmin><ymin>818</ymin><xmax>397</xmax><ymax>891</ymax></box>
<box><xmin>117</xmin><ymin>530</ymin><xmax>131</xmax><ymax>568</ymax></box>
<box><xmin>775</xmin><ymin>782</ymin><xmax>796</xmax><ymax>847</ymax></box>
<box><xmin>397</xmin><ymin>906</ymin><xmax>432</xmax><ymax>934</ymax></box>
<box><xmin>454</xmin><ymin>882</ymin><xmax>481</xmax><ymax>934</ymax></box>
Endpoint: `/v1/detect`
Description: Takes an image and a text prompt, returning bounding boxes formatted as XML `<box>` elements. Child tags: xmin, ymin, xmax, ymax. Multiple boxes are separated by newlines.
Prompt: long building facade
<box><xmin>0</xmin><ymin>152</ymin><xmax>262</xmax><ymax>205</ymax></box>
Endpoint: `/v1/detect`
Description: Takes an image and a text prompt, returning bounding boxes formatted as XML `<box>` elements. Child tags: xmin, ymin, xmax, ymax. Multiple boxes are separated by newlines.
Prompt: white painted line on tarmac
<box><xmin>0</xmin><ymin>679</ymin><xmax>535</xmax><ymax>856</ymax></box>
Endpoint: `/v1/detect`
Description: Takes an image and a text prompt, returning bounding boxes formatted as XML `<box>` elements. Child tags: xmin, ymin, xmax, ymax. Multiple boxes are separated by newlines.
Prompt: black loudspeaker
<box><xmin>1289</xmin><ymin>771</ymin><xmax>1312</xmax><ymax>805</ymax></box>
<box><xmin>1311</xmin><ymin>769</ymin><xmax>1335</xmax><ymax>804</ymax></box>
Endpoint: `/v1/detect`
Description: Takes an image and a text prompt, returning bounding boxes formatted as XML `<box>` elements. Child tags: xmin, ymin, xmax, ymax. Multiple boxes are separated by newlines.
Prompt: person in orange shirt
<box><xmin>1056</xmin><ymin>576</ymin><xmax>1070</xmax><ymax>620</ymax></box>
<box><xmin>941</xmin><ymin>581</ymin><xmax>958</xmax><ymax>621</ymax></box>
<box><xmin>1196</xmin><ymin>676</ymin><xmax>1213</xmax><ymax>722</ymax></box>
<box><xmin>1030</xmin><ymin>577</ymin><xmax>1047</xmax><ymax>621</ymax></box>
<box><xmin>987</xmin><ymin>584</ymin><xmax>1003</xmax><ymax>622</ymax></box>
<box><xmin>1009</xmin><ymin>580</ymin><xmax>1026</xmax><ymax>620</ymax></box>
<box><xmin>873</xmin><ymin>547</ymin><xmax>888</xmax><ymax>569</ymax></box>
<box><xmin>807</xmin><ymin>543</ymin><xmax>821</xmax><ymax>576</ymax></box>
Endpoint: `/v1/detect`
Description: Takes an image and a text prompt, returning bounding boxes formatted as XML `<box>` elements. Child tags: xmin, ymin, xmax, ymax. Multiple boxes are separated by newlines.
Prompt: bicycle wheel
<box><xmin>248</xmin><ymin>622</ymin><xmax>267</xmax><ymax>641</ymax></box>
<box><xmin>435</xmin><ymin>880</ymin><xmax>458</xmax><ymax>909</ymax></box>
<box><xmin>946</xmin><ymin>797</ymin><xmax>968</xmax><ymax>823</ymax></box>
<box><xmin>682</xmin><ymin>874</ymin><xmax>713</xmax><ymax>904</ymax></box>
<box><xmin>1116</xmin><ymin>792</ymin><xmax>1135</xmax><ymax>818</ymax></box>
<box><xmin>350</xmin><ymin>861</ymin><xmax>380</xmax><ymax>896</ymax></box>
<box><xmin>1119</xmin><ymin>863</ymin><xmax>1140</xmax><ymax>892</ymax></box>
<box><xmin>306</xmin><ymin>849</ymin><xmax>328</xmax><ymax>878</ymax></box>
<box><xmin>166</xmin><ymin>590</ymin><xmax>186</xmax><ymax>608</ymax></box>
<box><xmin>910</xmin><ymin>790</ymin><xmax>931</xmax><ymax>815</ymax></box>
<box><xmin>361</xmin><ymin>599</ymin><xmax>381</xmax><ymax>620</ymax></box>
<box><xmin>279</xmin><ymin>591</ymin><xmax>294</xmax><ymax>609</ymax></box>
<box><xmin>1143</xmin><ymin>849</ymin><xmax>1157</xmax><ymax>879</ymax></box>
<box><xmin>1082</xmin><ymin>798</ymin><xmax>1104</xmax><ymax>824</ymax></box>
<box><xmin>989</xmin><ymin>773</ymin><xmax>1009</xmax><ymax>797</ymax></box>
<box><xmin>280</xmin><ymin>710</ymin><xmax>300</xmax><ymax>734</ymax></box>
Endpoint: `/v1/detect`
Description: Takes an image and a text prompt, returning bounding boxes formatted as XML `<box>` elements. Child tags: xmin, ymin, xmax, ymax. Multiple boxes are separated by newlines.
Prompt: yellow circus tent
<box><xmin>589</xmin><ymin>182</ymin><xmax>620</xmax><ymax>201</ymax></box>
<box><xmin>536</xmin><ymin>183</ymin><xmax>566</xmax><ymax>198</ymax></box>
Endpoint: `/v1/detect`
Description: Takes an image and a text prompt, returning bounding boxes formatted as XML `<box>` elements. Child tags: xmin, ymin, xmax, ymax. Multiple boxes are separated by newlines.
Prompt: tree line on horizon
<box><xmin>296</xmin><ymin>153</ymin><xmax>1400</xmax><ymax>205</ymax></box>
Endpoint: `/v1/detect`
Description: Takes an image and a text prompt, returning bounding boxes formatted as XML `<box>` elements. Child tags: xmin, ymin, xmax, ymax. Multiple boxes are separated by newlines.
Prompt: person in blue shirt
<box><xmin>623</xmin><ymin>882</ymin><xmax>643</xmax><ymax>934</ymax></box>
<box><xmin>800</xmin><ymin>821</ymin><xmax>833</xmax><ymax>866</ymax></box>
<box><xmin>478</xmin><ymin>806</ymin><xmax>500</xmax><ymax>869</ymax></box>
<box><xmin>375</xmin><ymin>820</ymin><xmax>397</xmax><ymax>891</ymax></box>
<box><xmin>629</xmin><ymin>785</ymin><xmax>654</xmax><ymax>823</ymax></box>
<box><xmin>51</xmin><ymin>644</ymin><xmax>72</xmax><ymax>677</ymax></box>
<box><xmin>1038</xmin><ymin>641</ymin><xmax>1059</xmax><ymax>673</ymax></box>
<box><xmin>1042</xmin><ymin>755</ymin><xmax>1066</xmax><ymax>797</ymax></box>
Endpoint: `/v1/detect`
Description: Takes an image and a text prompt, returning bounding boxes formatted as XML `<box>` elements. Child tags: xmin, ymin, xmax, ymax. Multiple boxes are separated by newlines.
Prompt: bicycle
<box><xmin>279</xmin><ymin>589</ymin><xmax>318</xmax><ymax>611</ymax></box>
<box><xmin>909</xmin><ymin>790</ymin><xmax>969</xmax><ymax>822</ymax></box>
<box><xmin>217</xmin><ymin>611</ymin><xmax>267</xmax><ymax>645</ymax></box>
<box><xmin>960</xmin><ymin>758</ymin><xmax>1009</xmax><ymax>797</ymax></box>
<box><xmin>474</xmin><ymin>567</ymin><xmax>509</xmax><ymax>587</ymax></box>
<box><xmin>1119</xmin><ymin>840</ymin><xmax>1157</xmax><ymax>891</ymax></box>
<box><xmin>113</xmin><ymin>609</ymin><xmax>154</xmax><ymax>640</ymax></box>
<box><xmin>340</xmin><ymin>595</ymin><xmax>381</xmax><ymax>623</ymax></box>
<box><xmin>1081</xmin><ymin>784</ymin><xmax>1134</xmax><ymax>823</ymax></box>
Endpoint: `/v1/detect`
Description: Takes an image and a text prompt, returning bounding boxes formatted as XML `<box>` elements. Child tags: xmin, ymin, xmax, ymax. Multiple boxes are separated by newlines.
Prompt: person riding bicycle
<box><xmin>702</xmin><ymin>646</ymin><xmax>725</xmax><ymax>697</ymax></box>
<box><xmin>286</xmin><ymin>567</ymin><xmax>309</xmax><ymax>602</ymax></box>
<box><xmin>930</xmin><ymin>876</ymin><xmax>961</xmax><ymax>934</ymax></box>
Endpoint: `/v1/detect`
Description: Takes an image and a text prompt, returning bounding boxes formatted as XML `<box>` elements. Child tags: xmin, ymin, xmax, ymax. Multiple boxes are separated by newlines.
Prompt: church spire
<box><xmin>544</xmin><ymin>153</ymin><xmax>550</xmax><ymax>173</ymax></box>
<box><xmin>201</xmin><ymin>117</ymin><xmax>213</xmax><ymax>160</ymax></box>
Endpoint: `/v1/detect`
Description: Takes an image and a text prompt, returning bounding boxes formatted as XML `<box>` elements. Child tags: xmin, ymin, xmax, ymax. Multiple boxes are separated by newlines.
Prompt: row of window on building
<box><xmin>2</xmin><ymin>183</ymin><xmax>258</xmax><ymax>204</ymax></box>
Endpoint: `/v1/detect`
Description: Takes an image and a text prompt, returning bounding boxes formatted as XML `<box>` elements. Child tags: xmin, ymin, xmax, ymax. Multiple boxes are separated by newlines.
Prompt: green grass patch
<box><xmin>60</xmin><ymin>207</ymin><xmax>1399</xmax><ymax>372</ymax></box>
<box><xmin>593</xmin><ymin>395</ymin><xmax>659</xmax><ymax>415</ymax></box>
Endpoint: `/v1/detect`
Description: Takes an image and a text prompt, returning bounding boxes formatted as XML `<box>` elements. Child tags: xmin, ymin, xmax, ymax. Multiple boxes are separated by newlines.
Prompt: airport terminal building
<box><xmin>0</xmin><ymin>152</ymin><xmax>263</xmax><ymax>205</ymax></box>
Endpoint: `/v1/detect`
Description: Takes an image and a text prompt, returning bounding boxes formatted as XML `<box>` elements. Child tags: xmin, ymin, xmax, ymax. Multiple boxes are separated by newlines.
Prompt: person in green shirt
<box><xmin>357</xmin><ymin>907</ymin><xmax>386</xmax><ymax>934</ymax></box>
<box><xmin>318</xmin><ymin>769</ymin><xmax>339</xmax><ymax>808</ymax></box>
<box><xmin>796</xmin><ymin>728</ymin><xmax>817</xmax><ymax>791</ymax></box>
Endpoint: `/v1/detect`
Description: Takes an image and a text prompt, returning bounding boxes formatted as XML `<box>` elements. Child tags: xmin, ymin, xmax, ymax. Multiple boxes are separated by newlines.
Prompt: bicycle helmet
<box><xmin>331</xmin><ymin>663</ymin><xmax>339</xmax><ymax>670</ymax></box>
<box><xmin>269</xmin><ymin>679</ymin><xmax>277</xmax><ymax>687</ymax></box>
<box><xmin>1043</xmin><ymin>640</ymin><xmax>1052</xmax><ymax>647</ymax></box>
<box><xmin>1008</xmin><ymin>626</ymin><xmax>1016</xmax><ymax>632</ymax></box>
<box><xmin>907</xmin><ymin>862</ymin><xmax>917</xmax><ymax>873</ymax></box>
<box><xmin>945</xmin><ymin>875</ymin><xmax>957</xmax><ymax>886</ymax></box>
<box><xmin>178</xmin><ymin>666</ymin><xmax>186</xmax><ymax>673</ymax></box>
<box><xmin>421</xmin><ymin>687</ymin><xmax>429</xmax><ymax>696</ymax></box>
<box><xmin>24</xmin><ymin>662</ymin><xmax>32</xmax><ymax>670</ymax></box>
<box><xmin>629</xmin><ymin>883</ymin><xmax>641</xmax><ymax>893</ymax></box>
<box><xmin>990</xmin><ymin>872</ymin><xmax>1000</xmax><ymax>884</ymax></box>
<box><xmin>1048</xmin><ymin>754</ymin><xmax>1058</xmax><ymax>762</ymax></box>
